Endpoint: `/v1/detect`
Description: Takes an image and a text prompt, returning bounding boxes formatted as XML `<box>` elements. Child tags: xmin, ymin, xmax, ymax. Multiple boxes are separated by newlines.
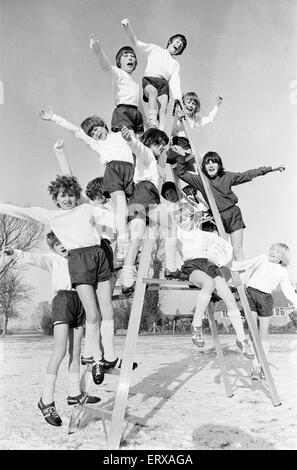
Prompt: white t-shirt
<box><xmin>136</xmin><ymin>41</ymin><xmax>182</xmax><ymax>100</ymax></box>
<box><xmin>111</xmin><ymin>66</ymin><xmax>140</xmax><ymax>107</ymax></box>
<box><xmin>127</xmin><ymin>136</ymin><xmax>159</xmax><ymax>188</ymax></box>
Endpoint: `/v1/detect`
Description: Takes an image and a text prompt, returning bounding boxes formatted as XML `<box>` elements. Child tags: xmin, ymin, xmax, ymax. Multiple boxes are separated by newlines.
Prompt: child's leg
<box><xmin>96</xmin><ymin>279</ymin><xmax>117</xmax><ymax>362</ymax></box>
<box><xmin>259</xmin><ymin>316</ymin><xmax>271</xmax><ymax>360</ymax></box>
<box><xmin>122</xmin><ymin>217</ymin><xmax>146</xmax><ymax>290</ymax></box>
<box><xmin>43</xmin><ymin>323</ymin><xmax>69</xmax><ymax>404</ymax></box>
<box><xmin>190</xmin><ymin>270</ymin><xmax>215</xmax><ymax>328</ymax></box>
<box><xmin>157</xmin><ymin>94</ymin><xmax>169</xmax><ymax>131</ymax></box>
<box><xmin>110</xmin><ymin>190</ymin><xmax>129</xmax><ymax>259</ymax></box>
<box><xmin>144</xmin><ymin>84</ymin><xmax>159</xmax><ymax>127</ymax></box>
<box><xmin>250</xmin><ymin>311</ymin><xmax>261</xmax><ymax>369</ymax></box>
<box><xmin>67</xmin><ymin>326</ymin><xmax>84</xmax><ymax>398</ymax></box>
<box><xmin>230</xmin><ymin>228</ymin><xmax>244</xmax><ymax>261</ymax></box>
<box><xmin>75</xmin><ymin>285</ymin><xmax>102</xmax><ymax>362</ymax></box>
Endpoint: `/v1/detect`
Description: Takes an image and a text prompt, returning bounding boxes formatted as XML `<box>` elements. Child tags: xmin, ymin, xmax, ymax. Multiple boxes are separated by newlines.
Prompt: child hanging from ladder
<box><xmin>4</xmin><ymin>233</ymin><xmax>101</xmax><ymax>427</ymax></box>
<box><xmin>231</xmin><ymin>242</ymin><xmax>297</xmax><ymax>380</ymax></box>
<box><xmin>121</xmin><ymin>18</ymin><xmax>187</xmax><ymax>130</ymax></box>
<box><xmin>161</xmin><ymin>181</ymin><xmax>254</xmax><ymax>359</ymax></box>
<box><xmin>89</xmin><ymin>33</ymin><xmax>144</xmax><ymax>136</ymax></box>
<box><xmin>0</xmin><ymin>175</ymin><xmax>117</xmax><ymax>387</ymax></box>
<box><xmin>167</xmin><ymin>93</ymin><xmax>223</xmax><ymax>171</ymax></box>
<box><xmin>176</xmin><ymin>150</ymin><xmax>285</xmax><ymax>260</ymax></box>
<box><xmin>39</xmin><ymin>108</ymin><xmax>134</xmax><ymax>262</ymax></box>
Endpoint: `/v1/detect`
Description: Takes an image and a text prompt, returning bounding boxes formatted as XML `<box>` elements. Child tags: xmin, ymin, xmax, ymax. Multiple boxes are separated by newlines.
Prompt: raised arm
<box><xmin>196</xmin><ymin>96</ymin><xmax>223</xmax><ymax>127</ymax></box>
<box><xmin>0</xmin><ymin>203</ymin><xmax>52</xmax><ymax>225</ymax></box>
<box><xmin>121</xmin><ymin>18</ymin><xmax>139</xmax><ymax>46</ymax></box>
<box><xmin>176</xmin><ymin>154</ymin><xmax>203</xmax><ymax>190</ymax></box>
<box><xmin>53</xmin><ymin>139</ymin><xmax>72</xmax><ymax>176</ymax></box>
<box><xmin>5</xmin><ymin>248</ymin><xmax>54</xmax><ymax>271</ymax></box>
<box><xmin>121</xmin><ymin>126</ymin><xmax>152</xmax><ymax>166</ymax></box>
<box><xmin>230</xmin><ymin>165</ymin><xmax>285</xmax><ymax>186</ymax></box>
<box><xmin>90</xmin><ymin>33</ymin><xmax>112</xmax><ymax>75</ymax></box>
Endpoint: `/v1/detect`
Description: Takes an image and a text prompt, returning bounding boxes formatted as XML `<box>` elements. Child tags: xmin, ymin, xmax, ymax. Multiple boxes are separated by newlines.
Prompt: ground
<box><xmin>1</xmin><ymin>333</ymin><xmax>297</xmax><ymax>450</ymax></box>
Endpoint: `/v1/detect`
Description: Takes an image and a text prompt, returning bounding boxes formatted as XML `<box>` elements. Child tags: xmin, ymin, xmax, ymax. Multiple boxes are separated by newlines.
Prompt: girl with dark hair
<box><xmin>176</xmin><ymin>150</ymin><xmax>285</xmax><ymax>260</ymax></box>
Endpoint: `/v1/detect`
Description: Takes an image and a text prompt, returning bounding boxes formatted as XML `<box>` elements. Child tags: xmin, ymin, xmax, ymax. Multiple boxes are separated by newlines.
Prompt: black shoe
<box><xmin>164</xmin><ymin>268</ymin><xmax>181</xmax><ymax>280</ymax></box>
<box><xmin>121</xmin><ymin>282</ymin><xmax>135</xmax><ymax>295</ymax></box>
<box><xmin>81</xmin><ymin>355</ymin><xmax>94</xmax><ymax>366</ymax></box>
<box><xmin>67</xmin><ymin>393</ymin><xmax>101</xmax><ymax>405</ymax></box>
<box><xmin>38</xmin><ymin>398</ymin><xmax>62</xmax><ymax>427</ymax></box>
<box><xmin>102</xmin><ymin>357</ymin><xmax>119</xmax><ymax>370</ymax></box>
<box><xmin>92</xmin><ymin>361</ymin><xmax>105</xmax><ymax>385</ymax></box>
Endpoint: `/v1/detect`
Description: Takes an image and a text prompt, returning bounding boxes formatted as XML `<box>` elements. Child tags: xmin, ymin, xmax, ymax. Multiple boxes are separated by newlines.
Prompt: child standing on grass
<box><xmin>39</xmin><ymin>108</ymin><xmax>134</xmax><ymax>262</ymax></box>
<box><xmin>176</xmin><ymin>151</ymin><xmax>285</xmax><ymax>260</ymax></box>
<box><xmin>121</xmin><ymin>18</ymin><xmax>187</xmax><ymax>130</ymax></box>
<box><xmin>0</xmin><ymin>175</ymin><xmax>117</xmax><ymax>387</ymax></box>
<box><xmin>161</xmin><ymin>182</ymin><xmax>254</xmax><ymax>358</ymax></box>
<box><xmin>231</xmin><ymin>243</ymin><xmax>297</xmax><ymax>380</ymax></box>
<box><xmin>4</xmin><ymin>233</ymin><xmax>101</xmax><ymax>427</ymax></box>
<box><xmin>90</xmin><ymin>33</ymin><xmax>144</xmax><ymax>136</ymax></box>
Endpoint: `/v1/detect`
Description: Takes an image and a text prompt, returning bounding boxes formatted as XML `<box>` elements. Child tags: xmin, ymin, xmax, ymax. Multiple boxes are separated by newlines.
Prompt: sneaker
<box><xmin>102</xmin><ymin>357</ymin><xmax>118</xmax><ymax>370</ymax></box>
<box><xmin>81</xmin><ymin>355</ymin><xmax>94</xmax><ymax>366</ymax></box>
<box><xmin>251</xmin><ymin>367</ymin><xmax>261</xmax><ymax>382</ymax></box>
<box><xmin>259</xmin><ymin>366</ymin><xmax>265</xmax><ymax>380</ymax></box>
<box><xmin>67</xmin><ymin>393</ymin><xmax>101</xmax><ymax>405</ymax></box>
<box><xmin>236</xmin><ymin>339</ymin><xmax>255</xmax><ymax>360</ymax></box>
<box><xmin>92</xmin><ymin>360</ymin><xmax>105</xmax><ymax>385</ymax></box>
<box><xmin>38</xmin><ymin>398</ymin><xmax>62</xmax><ymax>427</ymax></box>
<box><xmin>191</xmin><ymin>326</ymin><xmax>205</xmax><ymax>348</ymax></box>
<box><xmin>164</xmin><ymin>268</ymin><xmax>181</xmax><ymax>280</ymax></box>
<box><xmin>116</xmin><ymin>241</ymin><xmax>129</xmax><ymax>263</ymax></box>
<box><xmin>121</xmin><ymin>265</ymin><xmax>137</xmax><ymax>295</ymax></box>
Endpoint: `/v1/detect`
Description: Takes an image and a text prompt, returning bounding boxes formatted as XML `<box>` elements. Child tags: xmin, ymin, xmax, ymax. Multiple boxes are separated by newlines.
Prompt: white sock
<box><xmin>42</xmin><ymin>374</ymin><xmax>57</xmax><ymax>405</ymax></box>
<box><xmin>68</xmin><ymin>372</ymin><xmax>81</xmax><ymax>397</ymax></box>
<box><xmin>165</xmin><ymin>238</ymin><xmax>177</xmax><ymax>272</ymax></box>
<box><xmin>192</xmin><ymin>292</ymin><xmax>211</xmax><ymax>328</ymax></box>
<box><xmin>101</xmin><ymin>320</ymin><xmax>117</xmax><ymax>362</ymax></box>
<box><xmin>84</xmin><ymin>321</ymin><xmax>102</xmax><ymax>362</ymax></box>
<box><xmin>122</xmin><ymin>264</ymin><xmax>136</xmax><ymax>288</ymax></box>
<box><xmin>227</xmin><ymin>309</ymin><xmax>245</xmax><ymax>342</ymax></box>
<box><xmin>261</xmin><ymin>340</ymin><xmax>270</xmax><ymax>361</ymax></box>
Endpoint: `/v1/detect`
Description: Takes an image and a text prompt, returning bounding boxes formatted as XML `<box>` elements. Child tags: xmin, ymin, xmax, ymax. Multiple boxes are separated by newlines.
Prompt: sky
<box><xmin>0</xmin><ymin>0</ymin><xmax>296</xmax><ymax>321</ymax></box>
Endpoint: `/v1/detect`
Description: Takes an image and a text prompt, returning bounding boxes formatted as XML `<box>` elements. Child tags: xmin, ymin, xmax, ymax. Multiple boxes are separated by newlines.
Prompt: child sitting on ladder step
<box><xmin>39</xmin><ymin>108</ymin><xmax>134</xmax><ymax>262</ymax></box>
<box><xmin>121</xmin><ymin>18</ymin><xmax>187</xmax><ymax>130</ymax></box>
<box><xmin>231</xmin><ymin>242</ymin><xmax>297</xmax><ymax>381</ymax></box>
<box><xmin>4</xmin><ymin>233</ymin><xmax>101</xmax><ymax>427</ymax></box>
<box><xmin>90</xmin><ymin>33</ymin><xmax>144</xmax><ymax>136</ymax></box>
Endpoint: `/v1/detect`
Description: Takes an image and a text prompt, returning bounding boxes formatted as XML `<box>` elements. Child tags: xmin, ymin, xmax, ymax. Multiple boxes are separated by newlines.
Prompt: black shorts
<box><xmin>100</xmin><ymin>238</ymin><xmax>114</xmax><ymax>273</ymax></box>
<box><xmin>246</xmin><ymin>286</ymin><xmax>273</xmax><ymax>317</ymax></box>
<box><xmin>52</xmin><ymin>290</ymin><xmax>85</xmax><ymax>328</ymax></box>
<box><xmin>111</xmin><ymin>105</ymin><xmax>144</xmax><ymax>134</ymax></box>
<box><xmin>102</xmin><ymin>161</ymin><xmax>134</xmax><ymax>198</ymax></box>
<box><xmin>220</xmin><ymin>205</ymin><xmax>245</xmax><ymax>234</ymax></box>
<box><xmin>128</xmin><ymin>181</ymin><xmax>160</xmax><ymax>222</ymax></box>
<box><xmin>68</xmin><ymin>245</ymin><xmax>112</xmax><ymax>288</ymax></box>
<box><xmin>142</xmin><ymin>76</ymin><xmax>169</xmax><ymax>103</ymax></box>
<box><xmin>181</xmin><ymin>258</ymin><xmax>223</xmax><ymax>280</ymax></box>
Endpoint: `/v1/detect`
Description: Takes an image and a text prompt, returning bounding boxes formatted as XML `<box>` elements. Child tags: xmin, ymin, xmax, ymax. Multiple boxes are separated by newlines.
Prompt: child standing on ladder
<box><xmin>161</xmin><ymin>181</ymin><xmax>254</xmax><ymax>359</ymax></box>
<box><xmin>121</xmin><ymin>18</ymin><xmax>187</xmax><ymax>130</ymax></box>
<box><xmin>0</xmin><ymin>175</ymin><xmax>117</xmax><ymax>387</ymax></box>
<box><xmin>4</xmin><ymin>233</ymin><xmax>101</xmax><ymax>427</ymax></box>
<box><xmin>39</xmin><ymin>108</ymin><xmax>134</xmax><ymax>262</ymax></box>
<box><xmin>176</xmin><ymin>151</ymin><xmax>285</xmax><ymax>260</ymax></box>
<box><xmin>231</xmin><ymin>242</ymin><xmax>297</xmax><ymax>380</ymax></box>
<box><xmin>89</xmin><ymin>33</ymin><xmax>144</xmax><ymax>136</ymax></box>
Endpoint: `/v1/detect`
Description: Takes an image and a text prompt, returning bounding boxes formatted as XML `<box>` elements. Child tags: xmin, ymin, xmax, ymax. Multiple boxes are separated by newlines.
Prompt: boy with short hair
<box><xmin>121</xmin><ymin>18</ymin><xmax>187</xmax><ymax>130</ymax></box>
<box><xmin>4</xmin><ymin>232</ymin><xmax>101</xmax><ymax>427</ymax></box>
<box><xmin>90</xmin><ymin>33</ymin><xmax>144</xmax><ymax>135</ymax></box>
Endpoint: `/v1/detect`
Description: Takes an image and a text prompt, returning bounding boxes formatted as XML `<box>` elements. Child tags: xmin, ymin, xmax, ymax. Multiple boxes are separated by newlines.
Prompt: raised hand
<box><xmin>121</xmin><ymin>125</ymin><xmax>132</xmax><ymax>142</ymax></box>
<box><xmin>53</xmin><ymin>139</ymin><xmax>64</xmax><ymax>151</ymax></box>
<box><xmin>39</xmin><ymin>107</ymin><xmax>53</xmax><ymax>121</ymax></box>
<box><xmin>216</xmin><ymin>96</ymin><xmax>223</xmax><ymax>106</ymax></box>
<box><xmin>90</xmin><ymin>33</ymin><xmax>100</xmax><ymax>52</ymax></box>
<box><xmin>121</xmin><ymin>18</ymin><xmax>129</xmax><ymax>28</ymax></box>
<box><xmin>274</xmin><ymin>166</ymin><xmax>285</xmax><ymax>173</ymax></box>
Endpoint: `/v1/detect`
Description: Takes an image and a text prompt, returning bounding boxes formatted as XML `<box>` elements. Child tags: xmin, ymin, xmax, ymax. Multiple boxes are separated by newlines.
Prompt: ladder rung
<box><xmin>143</xmin><ymin>278</ymin><xmax>201</xmax><ymax>289</ymax></box>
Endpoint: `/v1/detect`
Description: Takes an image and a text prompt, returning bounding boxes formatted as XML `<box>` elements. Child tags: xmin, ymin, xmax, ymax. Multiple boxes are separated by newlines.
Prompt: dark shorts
<box><xmin>220</xmin><ymin>205</ymin><xmax>245</xmax><ymax>234</ymax></box>
<box><xmin>181</xmin><ymin>258</ymin><xmax>223</xmax><ymax>280</ymax></box>
<box><xmin>52</xmin><ymin>290</ymin><xmax>85</xmax><ymax>328</ymax></box>
<box><xmin>246</xmin><ymin>286</ymin><xmax>273</xmax><ymax>317</ymax></box>
<box><xmin>68</xmin><ymin>245</ymin><xmax>112</xmax><ymax>288</ymax></box>
<box><xmin>142</xmin><ymin>76</ymin><xmax>169</xmax><ymax>103</ymax></box>
<box><xmin>100</xmin><ymin>238</ymin><xmax>114</xmax><ymax>273</ymax></box>
<box><xmin>128</xmin><ymin>180</ymin><xmax>160</xmax><ymax>223</ymax></box>
<box><xmin>102</xmin><ymin>161</ymin><xmax>134</xmax><ymax>198</ymax></box>
<box><xmin>111</xmin><ymin>105</ymin><xmax>144</xmax><ymax>134</ymax></box>
<box><xmin>166</xmin><ymin>136</ymin><xmax>195</xmax><ymax>171</ymax></box>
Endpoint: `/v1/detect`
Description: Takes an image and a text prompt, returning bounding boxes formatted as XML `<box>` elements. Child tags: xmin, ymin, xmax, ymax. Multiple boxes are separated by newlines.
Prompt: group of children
<box><xmin>1</xmin><ymin>18</ymin><xmax>296</xmax><ymax>428</ymax></box>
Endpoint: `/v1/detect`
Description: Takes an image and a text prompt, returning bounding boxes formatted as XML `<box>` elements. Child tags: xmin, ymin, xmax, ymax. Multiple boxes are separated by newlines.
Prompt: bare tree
<box><xmin>0</xmin><ymin>214</ymin><xmax>44</xmax><ymax>280</ymax></box>
<box><xmin>0</xmin><ymin>270</ymin><xmax>35</xmax><ymax>336</ymax></box>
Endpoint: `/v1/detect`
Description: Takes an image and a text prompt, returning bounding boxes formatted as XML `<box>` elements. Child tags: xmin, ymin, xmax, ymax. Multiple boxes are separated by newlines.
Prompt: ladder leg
<box><xmin>107</xmin><ymin>235</ymin><xmax>154</xmax><ymax>449</ymax></box>
<box><xmin>207</xmin><ymin>306</ymin><xmax>234</xmax><ymax>398</ymax></box>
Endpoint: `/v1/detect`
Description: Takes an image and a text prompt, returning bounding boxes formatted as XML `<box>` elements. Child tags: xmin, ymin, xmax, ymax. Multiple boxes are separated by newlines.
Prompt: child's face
<box><xmin>167</xmin><ymin>37</ymin><xmax>184</xmax><ymax>55</ymax></box>
<box><xmin>56</xmin><ymin>189</ymin><xmax>77</xmax><ymax>210</ymax></box>
<box><xmin>120</xmin><ymin>52</ymin><xmax>137</xmax><ymax>73</ymax></box>
<box><xmin>184</xmin><ymin>96</ymin><xmax>198</xmax><ymax>115</ymax></box>
<box><xmin>165</xmin><ymin>188</ymin><xmax>179</xmax><ymax>203</ymax></box>
<box><xmin>150</xmin><ymin>142</ymin><xmax>167</xmax><ymax>159</ymax></box>
<box><xmin>53</xmin><ymin>242</ymin><xmax>69</xmax><ymax>258</ymax></box>
<box><xmin>91</xmin><ymin>126</ymin><xmax>108</xmax><ymax>141</ymax></box>
<box><xmin>205</xmin><ymin>160</ymin><xmax>219</xmax><ymax>178</ymax></box>
<box><xmin>268</xmin><ymin>246</ymin><xmax>282</xmax><ymax>264</ymax></box>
